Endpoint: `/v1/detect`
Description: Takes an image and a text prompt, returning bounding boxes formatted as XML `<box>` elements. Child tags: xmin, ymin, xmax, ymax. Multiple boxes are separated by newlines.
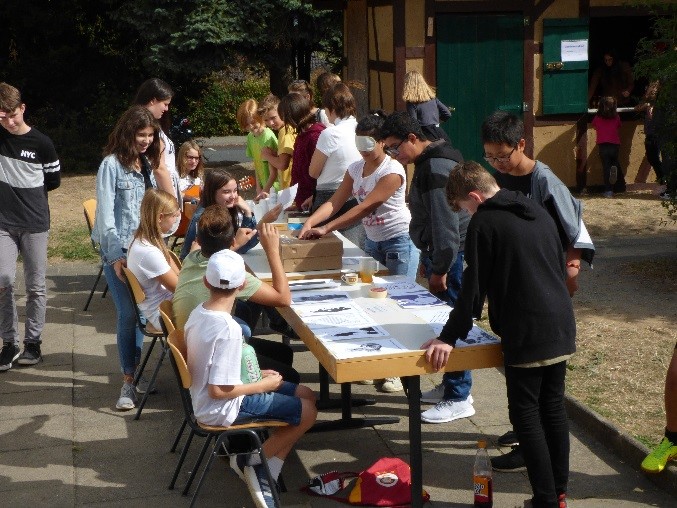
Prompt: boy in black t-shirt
<box><xmin>0</xmin><ymin>82</ymin><xmax>60</xmax><ymax>371</ymax></box>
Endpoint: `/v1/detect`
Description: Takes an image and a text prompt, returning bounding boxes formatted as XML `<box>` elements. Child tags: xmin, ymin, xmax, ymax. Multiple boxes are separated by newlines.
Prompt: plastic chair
<box><xmin>166</xmin><ymin>330</ymin><xmax>287</xmax><ymax>507</ymax></box>
<box><xmin>82</xmin><ymin>199</ymin><xmax>108</xmax><ymax>311</ymax></box>
<box><xmin>120</xmin><ymin>265</ymin><xmax>167</xmax><ymax>420</ymax></box>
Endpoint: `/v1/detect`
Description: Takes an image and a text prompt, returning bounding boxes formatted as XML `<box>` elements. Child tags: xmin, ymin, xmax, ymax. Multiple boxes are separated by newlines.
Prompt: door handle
<box><xmin>546</xmin><ymin>61</ymin><xmax>564</xmax><ymax>71</ymax></box>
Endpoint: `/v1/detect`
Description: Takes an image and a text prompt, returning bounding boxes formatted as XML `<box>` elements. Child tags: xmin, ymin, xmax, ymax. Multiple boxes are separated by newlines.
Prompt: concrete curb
<box><xmin>565</xmin><ymin>393</ymin><xmax>677</xmax><ymax>496</ymax></box>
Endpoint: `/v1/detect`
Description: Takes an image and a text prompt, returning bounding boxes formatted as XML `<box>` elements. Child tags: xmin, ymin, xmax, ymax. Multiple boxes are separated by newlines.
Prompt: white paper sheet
<box><xmin>291</xmin><ymin>291</ymin><xmax>351</xmax><ymax>305</ymax></box>
<box><xmin>288</xmin><ymin>279</ymin><xmax>341</xmax><ymax>292</ymax></box>
<box><xmin>561</xmin><ymin>39</ymin><xmax>588</xmax><ymax>62</ymax></box>
<box><xmin>456</xmin><ymin>326</ymin><xmax>500</xmax><ymax>347</ymax></box>
<box><xmin>278</xmin><ymin>184</ymin><xmax>298</xmax><ymax>211</ymax></box>
<box><xmin>325</xmin><ymin>337</ymin><xmax>409</xmax><ymax>359</ymax></box>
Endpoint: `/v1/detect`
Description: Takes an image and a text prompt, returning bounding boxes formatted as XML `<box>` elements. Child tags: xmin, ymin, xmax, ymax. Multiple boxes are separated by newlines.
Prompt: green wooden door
<box><xmin>436</xmin><ymin>14</ymin><xmax>524</xmax><ymax>166</ymax></box>
<box><xmin>542</xmin><ymin>18</ymin><xmax>589</xmax><ymax>114</ymax></box>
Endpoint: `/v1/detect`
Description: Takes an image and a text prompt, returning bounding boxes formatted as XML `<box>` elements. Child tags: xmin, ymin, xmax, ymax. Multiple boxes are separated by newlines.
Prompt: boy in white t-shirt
<box><xmin>185</xmin><ymin>249</ymin><xmax>317</xmax><ymax>508</ymax></box>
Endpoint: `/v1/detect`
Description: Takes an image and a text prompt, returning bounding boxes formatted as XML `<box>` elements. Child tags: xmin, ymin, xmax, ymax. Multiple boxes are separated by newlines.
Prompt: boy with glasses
<box><xmin>0</xmin><ymin>82</ymin><xmax>60</xmax><ymax>371</ymax></box>
<box><xmin>379</xmin><ymin>111</ymin><xmax>475</xmax><ymax>424</ymax></box>
<box><xmin>481</xmin><ymin>110</ymin><xmax>595</xmax><ymax>473</ymax></box>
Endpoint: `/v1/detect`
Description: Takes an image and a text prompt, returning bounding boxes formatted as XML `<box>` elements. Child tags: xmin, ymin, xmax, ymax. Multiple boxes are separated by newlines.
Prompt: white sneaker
<box><xmin>377</xmin><ymin>377</ymin><xmax>403</xmax><ymax>393</ymax></box>
<box><xmin>420</xmin><ymin>383</ymin><xmax>445</xmax><ymax>403</ymax></box>
<box><xmin>116</xmin><ymin>382</ymin><xmax>137</xmax><ymax>410</ymax></box>
<box><xmin>421</xmin><ymin>399</ymin><xmax>475</xmax><ymax>423</ymax></box>
<box><xmin>421</xmin><ymin>383</ymin><xmax>474</xmax><ymax>405</ymax></box>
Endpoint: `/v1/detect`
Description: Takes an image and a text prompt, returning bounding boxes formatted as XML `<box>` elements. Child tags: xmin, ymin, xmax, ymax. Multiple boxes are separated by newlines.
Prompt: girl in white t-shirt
<box><xmin>307</xmin><ymin>82</ymin><xmax>365</xmax><ymax>248</ymax></box>
<box><xmin>127</xmin><ymin>189</ymin><xmax>181</xmax><ymax>330</ymax></box>
<box><xmin>300</xmin><ymin>111</ymin><xmax>419</xmax><ymax>278</ymax></box>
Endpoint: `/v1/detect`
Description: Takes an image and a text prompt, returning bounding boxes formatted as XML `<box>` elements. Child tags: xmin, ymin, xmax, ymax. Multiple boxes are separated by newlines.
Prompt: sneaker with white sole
<box><xmin>377</xmin><ymin>377</ymin><xmax>403</xmax><ymax>393</ymax></box>
<box><xmin>0</xmin><ymin>343</ymin><xmax>20</xmax><ymax>372</ymax></box>
<box><xmin>420</xmin><ymin>383</ymin><xmax>445</xmax><ymax>403</ymax></box>
<box><xmin>243</xmin><ymin>463</ymin><xmax>276</xmax><ymax>508</ymax></box>
<box><xmin>420</xmin><ymin>399</ymin><xmax>475</xmax><ymax>423</ymax></box>
<box><xmin>115</xmin><ymin>382</ymin><xmax>137</xmax><ymax>410</ymax></box>
<box><xmin>17</xmin><ymin>343</ymin><xmax>42</xmax><ymax>365</ymax></box>
<box><xmin>420</xmin><ymin>383</ymin><xmax>474</xmax><ymax>405</ymax></box>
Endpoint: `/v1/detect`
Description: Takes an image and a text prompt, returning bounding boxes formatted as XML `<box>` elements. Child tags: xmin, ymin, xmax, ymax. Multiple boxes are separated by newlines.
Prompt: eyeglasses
<box><xmin>185</xmin><ymin>155</ymin><xmax>201</xmax><ymax>161</ymax></box>
<box><xmin>384</xmin><ymin>140</ymin><xmax>404</xmax><ymax>157</ymax></box>
<box><xmin>483</xmin><ymin>147</ymin><xmax>516</xmax><ymax>164</ymax></box>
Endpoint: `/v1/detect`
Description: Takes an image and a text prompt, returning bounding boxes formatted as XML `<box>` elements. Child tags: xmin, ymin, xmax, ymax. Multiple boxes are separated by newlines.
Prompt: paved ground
<box><xmin>0</xmin><ymin>260</ymin><xmax>676</xmax><ymax>507</ymax></box>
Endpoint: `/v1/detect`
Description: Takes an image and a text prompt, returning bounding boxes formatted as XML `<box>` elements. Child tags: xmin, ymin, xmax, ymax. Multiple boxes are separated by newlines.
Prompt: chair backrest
<box><xmin>83</xmin><ymin>199</ymin><xmax>99</xmax><ymax>252</ymax></box>
<box><xmin>168</xmin><ymin>329</ymin><xmax>191</xmax><ymax>389</ymax></box>
<box><xmin>121</xmin><ymin>265</ymin><xmax>146</xmax><ymax>305</ymax></box>
<box><xmin>168</xmin><ymin>249</ymin><xmax>182</xmax><ymax>270</ymax></box>
<box><xmin>159</xmin><ymin>300</ymin><xmax>176</xmax><ymax>335</ymax></box>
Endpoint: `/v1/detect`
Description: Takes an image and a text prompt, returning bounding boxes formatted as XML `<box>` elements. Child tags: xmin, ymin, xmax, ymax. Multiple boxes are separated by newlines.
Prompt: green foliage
<box><xmin>633</xmin><ymin>1</ymin><xmax>677</xmax><ymax>217</ymax></box>
<box><xmin>188</xmin><ymin>73</ymin><xmax>270</xmax><ymax>136</ymax></box>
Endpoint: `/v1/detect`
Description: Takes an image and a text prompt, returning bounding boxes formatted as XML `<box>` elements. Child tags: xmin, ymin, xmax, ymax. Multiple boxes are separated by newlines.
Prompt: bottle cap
<box><xmin>477</xmin><ymin>439</ymin><xmax>487</xmax><ymax>448</ymax></box>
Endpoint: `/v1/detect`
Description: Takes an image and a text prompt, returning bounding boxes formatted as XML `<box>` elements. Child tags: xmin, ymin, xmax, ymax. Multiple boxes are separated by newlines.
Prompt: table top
<box><xmin>275</xmin><ymin>278</ymin><xmax>503</xmax><ymax>383</ymax></box>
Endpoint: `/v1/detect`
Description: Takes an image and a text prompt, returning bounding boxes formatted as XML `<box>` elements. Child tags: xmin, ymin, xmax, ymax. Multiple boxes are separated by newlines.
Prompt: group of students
<box><xmin>1</xmin><ymin>74</ymin><xmax>675</xmax><ymax>508</ymax></box>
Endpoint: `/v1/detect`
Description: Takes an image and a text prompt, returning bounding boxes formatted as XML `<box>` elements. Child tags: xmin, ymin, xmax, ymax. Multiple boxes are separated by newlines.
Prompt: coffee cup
<box><xmin>341</xmin><ymin>272</ymin><xmax>359</xmax><ymax>285</ymax></box>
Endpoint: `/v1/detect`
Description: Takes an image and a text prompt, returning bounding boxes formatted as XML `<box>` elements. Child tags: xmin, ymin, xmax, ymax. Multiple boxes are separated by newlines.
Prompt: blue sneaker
<box><xmin>243</xmin><ymin>462</ymin><xmax>276</xmax><ymax>508</ymax></box>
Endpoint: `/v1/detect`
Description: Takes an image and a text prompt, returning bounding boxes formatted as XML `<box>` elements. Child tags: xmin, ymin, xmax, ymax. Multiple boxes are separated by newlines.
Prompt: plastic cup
<box><xmin>359</xmin><ymin>258</ymin><xmax>379</xmax><ymax>283</ymax></box>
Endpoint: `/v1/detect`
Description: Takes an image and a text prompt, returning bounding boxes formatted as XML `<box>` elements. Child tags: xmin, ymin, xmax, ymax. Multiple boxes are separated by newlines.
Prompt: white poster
<box><xmin>561</xmin><ymin>39</ymin><xmax>588</xmax><ymax>62</ymax></box>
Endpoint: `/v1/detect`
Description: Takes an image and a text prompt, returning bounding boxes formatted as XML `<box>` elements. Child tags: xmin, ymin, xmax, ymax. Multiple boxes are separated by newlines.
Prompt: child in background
<box><xmin>236</xmin><ymin>99</ymin><xmax>279</xmax><ymax>201</ymax></box>
<box><xmin>592</xmin><ymin>96</ymin><xmax>625</xmax><ymax>197</ymax></box>
<box><xmin>403</xmin><ymin>70</ymin><xmax>452</xmax><ymax>143</ymax></box>
<box><xmin>278</xmin><ymin>92</ymin><xmax>326</xmax><ymax>209</ymax></box>
<box><xmin>176</xmin><ymin>140</ymin><xmax>203</xmax><ymax>199</ymax></box>
<box><xmin>315</xmin><ymin>72</ymin><xmax>341</xmax><ymax>126</ymax></box>
<box><xmin>258</xmin><ymin>94</ymin><xmax>295</xmax><ymax>189</ymax></box>
<box><xmin>185</xmin><ymin>249</ymin><xmax>317</xmax><ymax>508</ymax></box>
<box><xmin>287</xmin><ymin>79</ymin><xmax>323</xmax><ymax>126</ymax></box>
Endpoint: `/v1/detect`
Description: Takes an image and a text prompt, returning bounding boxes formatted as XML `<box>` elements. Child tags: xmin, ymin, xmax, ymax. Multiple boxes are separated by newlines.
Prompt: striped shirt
<box><xmin>0</xmin><ymin>127</ymin><xmax>60</xmax><ymax>232</ymax></box>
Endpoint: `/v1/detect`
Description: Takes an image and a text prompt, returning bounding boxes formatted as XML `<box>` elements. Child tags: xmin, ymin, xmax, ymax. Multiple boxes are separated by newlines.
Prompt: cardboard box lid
<box><xmin>279</xmin><ymin>230</ymin><xmax>344</xmax><ymax>259</ymax></box>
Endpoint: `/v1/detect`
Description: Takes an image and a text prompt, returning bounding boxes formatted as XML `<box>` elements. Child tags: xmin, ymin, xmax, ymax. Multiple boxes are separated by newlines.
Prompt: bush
<box><xmin>188</xmin><ymin>73</ymin><xmax>269</xmax><ymax>137</ymax></box>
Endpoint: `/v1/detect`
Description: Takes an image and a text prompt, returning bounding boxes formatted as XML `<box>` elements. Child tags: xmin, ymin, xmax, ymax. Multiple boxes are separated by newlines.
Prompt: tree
<box><xmin>633</xmin><ymin>1</ymin><xmax>677</xmax><ymax>217</ymax></box>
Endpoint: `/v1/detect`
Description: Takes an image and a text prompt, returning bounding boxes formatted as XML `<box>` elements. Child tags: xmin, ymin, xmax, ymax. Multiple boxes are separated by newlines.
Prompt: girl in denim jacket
<box><xmin>92</xmin><ymin>105</ymin><xmax>162</xmax><ymax>410</ymax></box>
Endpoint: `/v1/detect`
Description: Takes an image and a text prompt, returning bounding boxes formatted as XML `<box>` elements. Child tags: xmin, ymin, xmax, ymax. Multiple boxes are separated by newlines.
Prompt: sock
<box><xmin>247</xmin><ymin>454</ymin><xmax>262</xmax><ymax>467</ymax></box>
<box><xmin>267</xmin><ymin>456</ymin><xmax>284</xmax><ymax>480</ymax></box>
<box><xmin>665</xmin><ymin>428</ymin><xmax>677</xmax><ymax>444</ymax></box>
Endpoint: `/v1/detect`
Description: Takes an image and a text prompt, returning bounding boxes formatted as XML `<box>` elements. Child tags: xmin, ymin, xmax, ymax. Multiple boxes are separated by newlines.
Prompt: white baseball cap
<box><xmin>205</xmin><ymin>249</ymin><xmax>246</xmax><ymax>289</ymax></box>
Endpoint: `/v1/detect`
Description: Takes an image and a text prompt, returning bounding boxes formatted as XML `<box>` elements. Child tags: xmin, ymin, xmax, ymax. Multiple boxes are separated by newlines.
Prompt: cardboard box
<box><xmin>279</xmin><ymin>230</ymin><xmax>344</xmax><ymax>272</ymax></box>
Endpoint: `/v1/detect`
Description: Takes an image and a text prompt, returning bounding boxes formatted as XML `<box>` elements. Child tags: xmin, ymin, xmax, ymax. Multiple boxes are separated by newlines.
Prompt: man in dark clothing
<box><xmin>379</xmin><ymin>111</ymin><xmax>473</xmax><ymax>424</ymax></box>
<box><xmin>422</xmin><ymin>161</ymin><xmax>575</xmax><ymax>508</ymax></box>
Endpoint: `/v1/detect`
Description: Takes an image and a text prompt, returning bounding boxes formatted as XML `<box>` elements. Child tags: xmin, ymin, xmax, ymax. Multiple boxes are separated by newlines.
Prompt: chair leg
<box><xmin>134</xmin><ymin>342</ymin><xmax>167</xmax><ymax>421</ymax></box>
<box><xmin>171</xmin><ymin>418</ymin><xmax>188</xmax><ymax>453</ymax></box>
<box><xmin>183</xmin><ymin>434</ymin><xmax>213</xmax><ymax>496</ymax></box>
<box><xmin>101</xmin><ymin>283</ymin><xmax>108</xmax><ymax>299</ymax></box>
<box><xmin>83</xmin><ymin>264</ymin><xmax>104</xmax><ymax>311</ymax></box>
<box><xmin>169</xmin><ymin>428</ymin><xmax>196</xmax><ymax>490</ymax></box>
<box><xmin>134</xmin><ymin>336</ymin><xmax>160</xmax><ymax>385</ymax></box>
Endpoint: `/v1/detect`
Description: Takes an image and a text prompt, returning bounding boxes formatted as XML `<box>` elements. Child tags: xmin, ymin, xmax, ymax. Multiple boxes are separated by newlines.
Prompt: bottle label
<box><xmin>473</xmin><ymin>475</ymin><xmax>492</xmax><ymax>504</ymax></box>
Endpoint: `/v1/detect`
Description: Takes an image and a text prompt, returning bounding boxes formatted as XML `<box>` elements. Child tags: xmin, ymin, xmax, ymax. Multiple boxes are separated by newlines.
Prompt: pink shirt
<box><xmin>291</xmin><ymin>122</ymin><xmax>325</xmax><ymax>208</ymax></box>
<box><xmin>592</xmin><ymin>115</ymin><xmax>621</xmax><ymax>145</ymax></box>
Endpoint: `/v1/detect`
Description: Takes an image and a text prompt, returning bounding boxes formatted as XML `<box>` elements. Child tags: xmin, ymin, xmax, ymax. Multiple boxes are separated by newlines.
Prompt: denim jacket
<box><xmin>92</xmin><ymin>154</ymin><xmax>156</xmax><ymax>265</ymax></box>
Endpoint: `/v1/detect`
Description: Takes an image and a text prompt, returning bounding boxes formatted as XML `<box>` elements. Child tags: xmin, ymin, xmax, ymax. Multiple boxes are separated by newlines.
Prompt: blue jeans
<box><xmin>103</xmin><ymin>262</ymin><xmax>143</xmax><ymax>376</ymax></box>
<box><xmin>421</xmin><ymin>252</ymin><xmax>472</xmax><ymax>401</ymax></box>
<box><xmin>233</xmin><ymin>381</ymin><xmax>302</xmax><ymax>426</ymax></box>
<box><xmin>364</xmin><ymin>234</ymin><xmax>420</xmax><ymax>280</ymax></box>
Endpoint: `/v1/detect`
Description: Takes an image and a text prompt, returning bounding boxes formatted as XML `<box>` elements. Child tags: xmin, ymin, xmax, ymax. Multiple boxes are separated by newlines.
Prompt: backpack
<box><xmin>303</xmin><ymin>457</ymin><xmax>430</xmax><ymax>507</ymax></box>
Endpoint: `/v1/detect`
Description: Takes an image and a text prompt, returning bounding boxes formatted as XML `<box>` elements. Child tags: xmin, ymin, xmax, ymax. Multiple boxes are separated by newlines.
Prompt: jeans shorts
<box><xmin>233</xmin><ymin>381</ymin><xmax>301</xmax><ymax>426</ymax></box>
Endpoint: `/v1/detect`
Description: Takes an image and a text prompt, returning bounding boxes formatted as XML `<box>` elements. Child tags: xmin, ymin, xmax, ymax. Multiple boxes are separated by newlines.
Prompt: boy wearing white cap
<box><xmin>185</xmin><ymin>249</ymin><xmax>317</xmax><ymax>508</ymax></box>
